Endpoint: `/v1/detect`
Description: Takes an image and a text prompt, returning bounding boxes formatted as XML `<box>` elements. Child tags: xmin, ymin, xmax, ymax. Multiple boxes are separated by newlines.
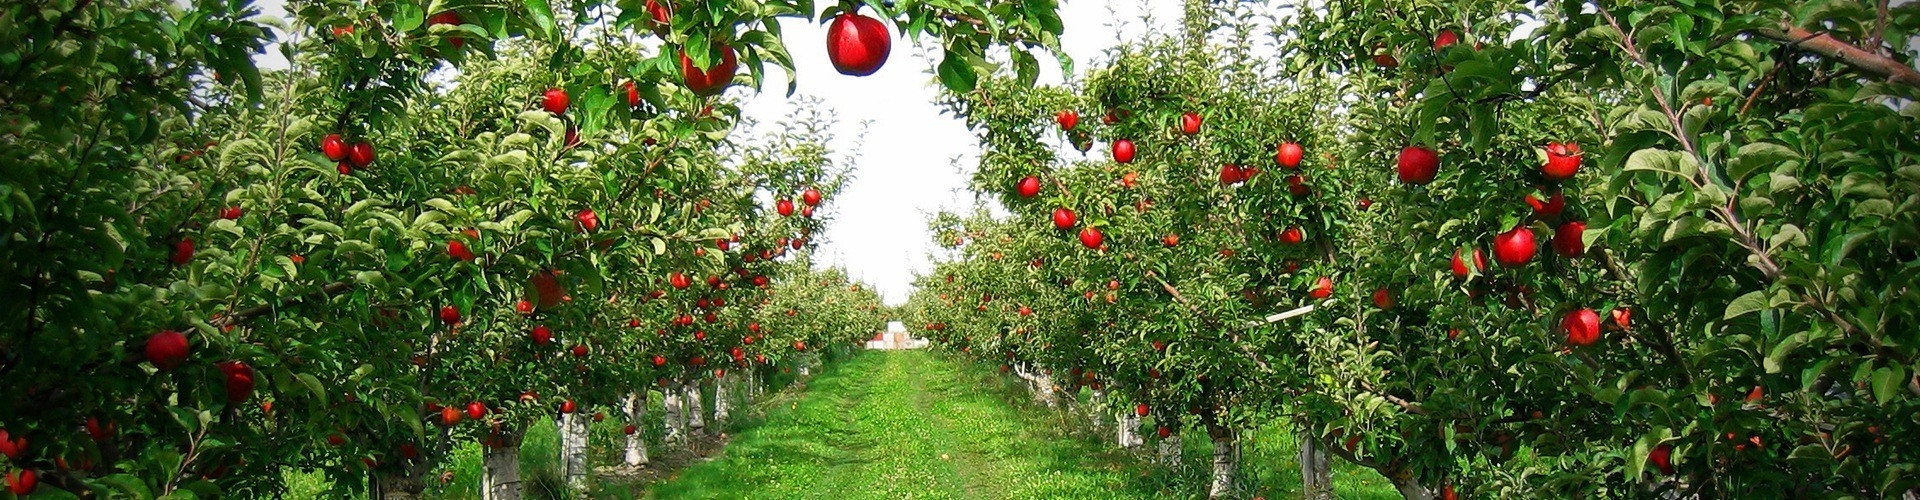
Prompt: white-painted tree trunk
<box><xmin>1208</xmin><ymin>432</ymin><xmax>1240</xmax><ymax>498</ymax></box>
<box><xmin>711</xmin><ymin>374</ymin><xmax>732</xmax><ymax>431</ymax></box>
<box><xmin>558</xmin><ymin>412</ymin><xmax>590</xmax><ymax>491</ymax></box>
<box><xmin>686</xmin><ymin>381</ymin><xmax>707</xmax><ymax>431</ymax></box>
<box><xmin>1391</xmin><ymin>478</ymin><xmax>1435</xmax><ymax>500</ymax></box>
<box><xmin>1118</xmin><ymin>413</ymin><xmax>1142</xmax><ymax>448</ymax></box>
<box><xmin>372</xmin><ymin>469</ymin><xmax>425</xmax><ymax>500</ymax></box>
<box><xmin>798</xmin><ymin>357</ymin><xmax>812</xmax><ymax>378</ymax></box>
<box><xmin>1300</xmin><ymin>428</ymin><xmax>1334</xmax><ymax>500</ymax></box>
<box><xmin>1157</xmin><ymin>435</ymin><xmax>1183</xmax><ymax>468</ymax></box>
<box><xmin>623</xmin><ymin>392</ymin><xmax>650</xmax><ymax>466</ymax></box>
<box><xmin>663</xmin><ymin>382</ymin><xmax>686</xmax><ymax>448</ymax></box>
<box><xmin>1087</xmin><ymin>390</ymin><xmax>1106</xmax><ymax>432</ymax></box>
<box><xmin>481</xmin><ymin>439</ymin><xmax>523</xmax><ymax>500</ymax></box>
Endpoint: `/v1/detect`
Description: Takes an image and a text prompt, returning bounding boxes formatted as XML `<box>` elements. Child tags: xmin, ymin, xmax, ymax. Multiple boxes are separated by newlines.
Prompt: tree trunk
<box><xmin>712</xmin><ymin>374</ymin><xmax>732</xmax><ymax>429</ymax></box>
<box><xmin>663</xmin><ymin>382</ymin><xmax>686</xmax><ymax>448</ymax></box>
<box><xmin>1207</xmin><ymin>425</ymin><xmax>1240</xmax><ymax>499</ymax></box>
<box><xmin>1388</xmin><ymin>466</ymin><xmax>1436</xmax><ymax>500</ymax></box>
<box><xmin>558</xmin><ymin>412</ymin><xmax>590</xmax><ymax>491</ymax></box>
<box><xmin>480</xmin><ymin>430</ymin><xmax>525</xmax><ymax>500</ymax></box>
<box><xmin>1125</xmin><ymin>413</ymin><xmax>1146</xmax><ymax>448</ymax></box>
<box><xmin>371</xmin><ymin>469</ymin><xmax>425</xmax><ymax>500</ymax></box>
<box><xmin>1299</xmin><ymin>428</ymin><xmax>1334</xmax><ymax>500</ymax></box>
<box><xmin>686</xmin><ymin>380</ymin><xmax>707</xmax><ymax>432</ymax></box>
<box><xmin>1157</xmin><ymin>435</ymin><xmax>1183</xmax><ymax>468</ymax></box>
<box><xmin>622</xmin><ymin>392</ymin><xmax>650</xmax><ymax>466</ymax></box>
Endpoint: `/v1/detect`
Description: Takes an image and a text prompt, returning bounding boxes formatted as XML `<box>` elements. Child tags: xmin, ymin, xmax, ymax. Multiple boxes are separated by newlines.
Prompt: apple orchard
<box><xmin>0</xmin><ymin>0</ymin><xmax>1916</xmax><ymax>499</ymax></box>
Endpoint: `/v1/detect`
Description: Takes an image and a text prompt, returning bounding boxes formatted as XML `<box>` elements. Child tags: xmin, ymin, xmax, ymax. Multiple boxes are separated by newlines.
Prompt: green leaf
<box><xmin>524</xmin><ymin>0</ymin><xmax>555</xmax><ymax>39</ymax></box>
<box><xmin>1871</xmin><ymin>365</ymin><xmax>1906</xmax><ymax>405</ymax></box>
<box><xmin>1764</xmin><ymin>332</ymin><xmax>1808</xmax><ymax>373</ymax></box>
<box><xmin>1728</xmin><ymin>142</ymin><xmax>1797</xmax><ymax>182</ymax></box>
<box><xmin>1624</xmin><ymin>148</ymin><xmax>1698</xmax><ymax>179</ymax></box>
<box><xmin>1725</xmin><ymin>289</ymin><xmax>1769</xmax><ymax>319</ymax></box>
<box><xmin>936</xmin><ymin>50</ymin><xmax>977</xmax><ymax>93</ymax></box>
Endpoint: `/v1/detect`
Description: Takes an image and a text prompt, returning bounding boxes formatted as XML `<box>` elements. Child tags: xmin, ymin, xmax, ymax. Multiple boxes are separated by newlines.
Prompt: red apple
<box><xmin>1055</xmin><ymin>110</ymin><xmax>1078</xmax><ymax>131</ymax></box>
<box><xmin>542</xmin><ymin>88</ymin><xmax>570</xmax><ymax>114</ymax></box>
<box><xmin>439</xmin><ymin>305</ymin><xmax>461</xmax><ymax>324</ymax></box>
<box><xmin>1179</xmin><ymin>112</ymin><xmax>1202</xmax><ymax>135</ymax></box>
<box><xmin>6</xmin><ymin>469</ymin><xmax>36</xmax><ymax>496</ymax></box>
<box><xmin>1219</xmin><ymin>164</ymin><xmax>1245</xmax><ymax>185</ymax></box>
<box><xmin>220</xmin><ymin>206</ymin><xmax>243</xmax><ymax>220</ymax></box>
<box><xmin>560</xmin><ymin>399</ymin><xmax>577</xmax><ymax>414</ymax></box>
<box><xmin>217</xmin><ymin>360</ymin><xmax>256</xmax><ymax>403</ymax></box>
<box><xmin>1433</xmin><ymin>30</ymin><xmax>1458</xmax><ymax>50</ymax></box>
<box><xmin>1276</xmin><ymin>141</ymin><xmax>1303</xmax><ymax>169</ymax></box>
<box><xmin>0</xmin><ymin>430</ymin><xmax>23</xmax><ymax>461</ymax></box>
<box><xmin>171</xmin><ymin>238</ymin><xmax>195</xmax><ymax>265</ymax></box>
<box><xmin>1135</xmin><ymin>404</ymin><xmax>1150</xmax><ymax>417</ymax></box>
<box><xmin>1112</xmin><ymin>139</ymin><xmax>1135</xmax><ymax>164</ymax></box>
<box><xmin>1397</xmin><ymin>145</ymin><xmax>1438</xmax><ymax>185</ymax></box>
<box><xmin>1078</xmin><ymin>227</ymin><xmax>1103</xmax><ymax>249</ymax></box>
<box><xmin>1286</xmin><ymin>174</ymin><xmax>1310</xmax><ymax>196</ymax></box>
<box><xmin>516</xmin><ymin>300</ymin><xmax>535</xmax><ymax>316</ymax></box>
<box><xmin>1016</xmin><ymin>176</ymin><xmax>1041</xmax><ymax>198</ymax></box>
<box><xmin>145</xmin><ymin>330</ymin><xmax>190</xmax><ymax>371</ymax></box>
<box><xmin>575</xmin><ymin>208</ymin><xmax>599</xmax><ymax>231</ymax></box>
<box><xmin>1451</xmin><ymin>248</ymin><xmax>1489</xmax><ymax>278</ymax></box>
<box><xmin>1611</xmin><ymin>308</ymin><xmax>1631</xmax><ymax>330</ymax></box>
<box><xmin>349</xmin><ymin>142</ymin><xmax>375</xmax><ymax>168</ymax></box>
<box><xmin>1309</xmin><ymin>276</ymin><xmax>1334</xmax><ymax>299</ymax></box>
<box><xmin>1157</xmin><ymin>426</ymin><xmax>1172</xmax><ymax>438</ymax></box>
<box><xmin>1051</xmin><ymin>208</ymin><xmax>1076</xmax><ymax>230</ymax></box>
<box><xmin>447</xmin><ymin>240</ymin><xmax>474</xmax><ymax>261</ymax></box>
<box><xmin>1492</xmin><ymin>226</ymin><xmax>1537</xmax><ymax>267</ymax></box>
<box><xmin>1278</xmin><ymin>226</ymin><xmax>1305</xmax><ymax>245</ymax></box>
<box><xmin>825</xmin><ymin>9</ymin><xmax>891</xmax><ymax>76</ymax></box>
<box><xmin>802</xmin><ymin>188</ymin><xmax>823</xmax><ymax>206</ymax></box>
<box><xmin>532</xmin><ymin>325</ymin><xmax>553</xmax><ymax>345</ymax></box>
<box><xmin>1562</xmin><ymin>308</ymin><xmax>1601</xmax><ymax>346</ymax></box>
<box><xmin>623</xmin><ymin>80</ymin><xmax>641</xmax><ymax>107</ymax></box>
<box><xmin>670</xmin><ymin>271</ymin><xmax>691</xmax><ymax>289</ymax></box>
<box><xmin>1018</xmin><ymin>305</ymin><xmax>1032</xmax><ymax>317</ymax></box>
<box><xmin>777</xmin><ymin>199</ymin><xmax>795</xmax><ymax>217</ymax></box>
<box><xmin>651</xmin><ymin>355</ymin><xmax>667</xmax><ymax>367</ymax></box>
<box><xmin>624</xmin><ymin>425</ymin><xmax>638</xmax><ymax>435</ymax></box>
<box><xmin>1526</xmin><ymin>190</ymin><xmax>1565</xmax><ymax>219</ymax></box>
<box><xmin>321</xmin><ymin>134</ymin><xmax>349</xmax><ymax>161</ymax></box>
<box><xmin>1649</xmin><ymin>444</ymin><xmax>1675</xmax><ymax>475</ymax></box>
<box><xmin>1372</xmin><ymin>288</ymin><xmax>1394</xmax><ymax>310</ymax></box>
<box><xmin>1542</xmin><ymin>142</ymin><xmax>1582</xmax><ymax>182</ymax></box>
<box><xmin>679</xmin><ymin>45</ymin><xmax>738</xmax><ymax>96</ymax></box>
<box><xmin>642</xmin><ymin>0</ymin><xmax>671</xmax><ymax>37</ymax></box>
<box><xmin>1551</xmin><ymin>221</ymin><xmax>1586</xmax><ymax>258</ymax></box>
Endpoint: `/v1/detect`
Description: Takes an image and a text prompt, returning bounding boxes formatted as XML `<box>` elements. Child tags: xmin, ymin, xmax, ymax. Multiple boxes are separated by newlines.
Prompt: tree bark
<box><xmin>371</xmin><ymin>469</ymin><xmax>426</xmax><ymax>500</ymax></box>
<box><xmin>1207</xmin><ymin>424</ymin><xmax>1240</xmax><ymax>499</ymax></box>
<box><xmin>686</xmin><ymin>380</ymin><xmax>707</xmax><ymax>432</ymax></box>
<box><xmin>1388</xmin><ymin>466</ymin><xmax>1436</xmax><ymax>500</ymax></box>
<box><xmin>712</xmin><ymin>373</ymin><xmax>732</xmax><ymax>430</ymax></box>
<box><xmin>1299</xmin><ymin>427</ymin><xmax>1334</xmax><ymax>500</ymax></box>
<box><xmin>1157</xmin><ymin>435</ymin><xmax>1184</xmax><ymax>469</ymax></box>
<box><xmin>480</xmin><ymin>430</ymin><xmax>525</xmax><ymax>500</ymax></box>
<box><xmin>623</xmin><ymin>391</ymin><xmax>650</xmax><ymax>466</ymax></box>
<box><xmin>558</xmin><ymin>412</ymin><xmax>590</xmax><ymax>491</ymax></box>
<box><xmin>664</xmin><ymin>382</ymin><xmax>686</xmax><ymax>448</ymax></box>
<box><xmin>1752</xmin><ymin>24</ymin><xmax>1920</xmax><ymax>89</ymax></box>
<box><xmin>1118</xmin><ymin>412</ymin><xmax>1142</xmax><ymax>448</ymax></box>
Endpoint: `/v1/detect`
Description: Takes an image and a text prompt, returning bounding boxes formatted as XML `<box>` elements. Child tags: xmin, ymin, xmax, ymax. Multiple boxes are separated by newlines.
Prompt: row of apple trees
<box><xmin>0</xmin><ymin>0</ymin><xmax>1049</xmax><ymax>498</ymax></box>
<box><xmin>904</xmin><ymin>0</ymin><xmax>1918</xmax><ymax>498</ymax></box>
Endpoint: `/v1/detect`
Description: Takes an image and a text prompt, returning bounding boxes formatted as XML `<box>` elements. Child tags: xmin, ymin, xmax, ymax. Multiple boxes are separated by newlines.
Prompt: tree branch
<box><xmin>210</xmin><ymin>281</ymin><xmax>355</xmax><ymax>328</ymax></box>
<box><xmin>1753</xmin><ymin>24</ymin><xmax>1920</xmax><ymax>90</ymax></box>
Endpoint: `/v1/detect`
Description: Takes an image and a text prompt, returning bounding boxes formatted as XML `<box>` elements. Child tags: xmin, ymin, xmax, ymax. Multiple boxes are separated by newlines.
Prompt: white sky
<box><xmin>746</xmin><ymin>2</ymin><xmax>1182</xmax><ymax>305</ymax></box>
<box><xmin>250</xmin><ymin>1</ymin><xmax>1184</xmax><ymax>305</ymax></box>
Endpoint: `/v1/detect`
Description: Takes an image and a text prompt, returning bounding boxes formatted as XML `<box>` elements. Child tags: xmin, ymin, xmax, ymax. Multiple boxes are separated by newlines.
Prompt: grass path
<box><xmin>645</xmin><ymin>350</ymin><xmax>1158</xmax><ymax>499</ymax></box>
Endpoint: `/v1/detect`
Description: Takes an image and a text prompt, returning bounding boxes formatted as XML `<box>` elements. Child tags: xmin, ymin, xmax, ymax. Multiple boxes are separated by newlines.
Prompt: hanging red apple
<box><xmin>825</xmin><ymin>8</ymin><xmax>891</xmax><ymax>76</ymax></box>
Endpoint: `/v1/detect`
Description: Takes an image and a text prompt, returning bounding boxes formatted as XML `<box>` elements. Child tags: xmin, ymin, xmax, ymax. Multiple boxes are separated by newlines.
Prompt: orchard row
<box><xmin>905</xmin><ymin>2</ymin><xmax>1918</xmax><ymax>499</ymax></box>
<box><xmin>0</xmin><ymin>0</ymin><xmax>1068</xmax><ymax>498</ymax></box>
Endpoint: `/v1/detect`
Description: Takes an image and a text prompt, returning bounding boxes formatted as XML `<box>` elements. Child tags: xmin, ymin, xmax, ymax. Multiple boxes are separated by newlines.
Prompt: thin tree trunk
<box><xmin>1389</xmin><ymin>466</ymin><xmax>1436</xmax><ymax>500</ymax></box>
<box><xmin>663</xmin><ymin>382</ymin><xmax>686</xmax><ymax>448</ymax></box>
<box><xmin>480</xmin><ymin>429</ymin><xmax>525</xmax><ymax>500</ymax></box>
<box><xmin>1158</xmin><ymin>435</ymin><xmax>1183</xmax><ymax>468</ymax></box>
<box><xmin>712</xmin><ymin>373</ymin><xmax>732</xmax><ymax>429</ymax></box>
<box><xmin>1118</xmin><ymin>412</ymin><xmax>1142</xmax><ymax>448</ymax></box>
<box><xmin>371</xmin><ymin>469</ymin><xmax>425</xmax><ymax>500</ymax></box>
<box><xmin>1207</xmin><ymin>424</ymin><xmax>1240</xmax><ymax>499</ymax></box>
<box><xmin>623</xmin><ymin>391</ymin><xmax>650</xmax><ymax>466</ymax></box>
<box><xmin>558</xmin><ymin>412</ymin><xmax>590</xmax><ymax>491</ymax></box>
<box><xmin>1299</xmin><ymin>427</ymin><xmax>1334</xmax><ymax>500</ymax></box>
<box><xmin>686</xmin><ymin>380</ymin><xmax>707</xmax><ymax>431</ymax></box>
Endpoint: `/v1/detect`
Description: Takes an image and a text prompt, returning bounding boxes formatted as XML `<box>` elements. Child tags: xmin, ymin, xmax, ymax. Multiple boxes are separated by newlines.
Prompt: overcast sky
<box><xmin>252</xmin><ymin>1</ymin><xmax>1184</xmax><ymax>305</ymax></box>
<box><xmin>744</xmin><ymin>2</ymin><xmax>1183</xmax><ymax>305</ymax></box>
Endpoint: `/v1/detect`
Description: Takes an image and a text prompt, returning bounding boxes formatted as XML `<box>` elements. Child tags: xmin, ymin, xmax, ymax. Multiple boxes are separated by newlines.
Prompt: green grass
<box><xmin>647</xmin><ymin>350</ymin><xmax>1163</xmax><ymax>499</ymax></box>
<box><xmin>283</xmin><ymin>351</ymin><xmax>1399</xmax><ymax>499</ymax></box>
